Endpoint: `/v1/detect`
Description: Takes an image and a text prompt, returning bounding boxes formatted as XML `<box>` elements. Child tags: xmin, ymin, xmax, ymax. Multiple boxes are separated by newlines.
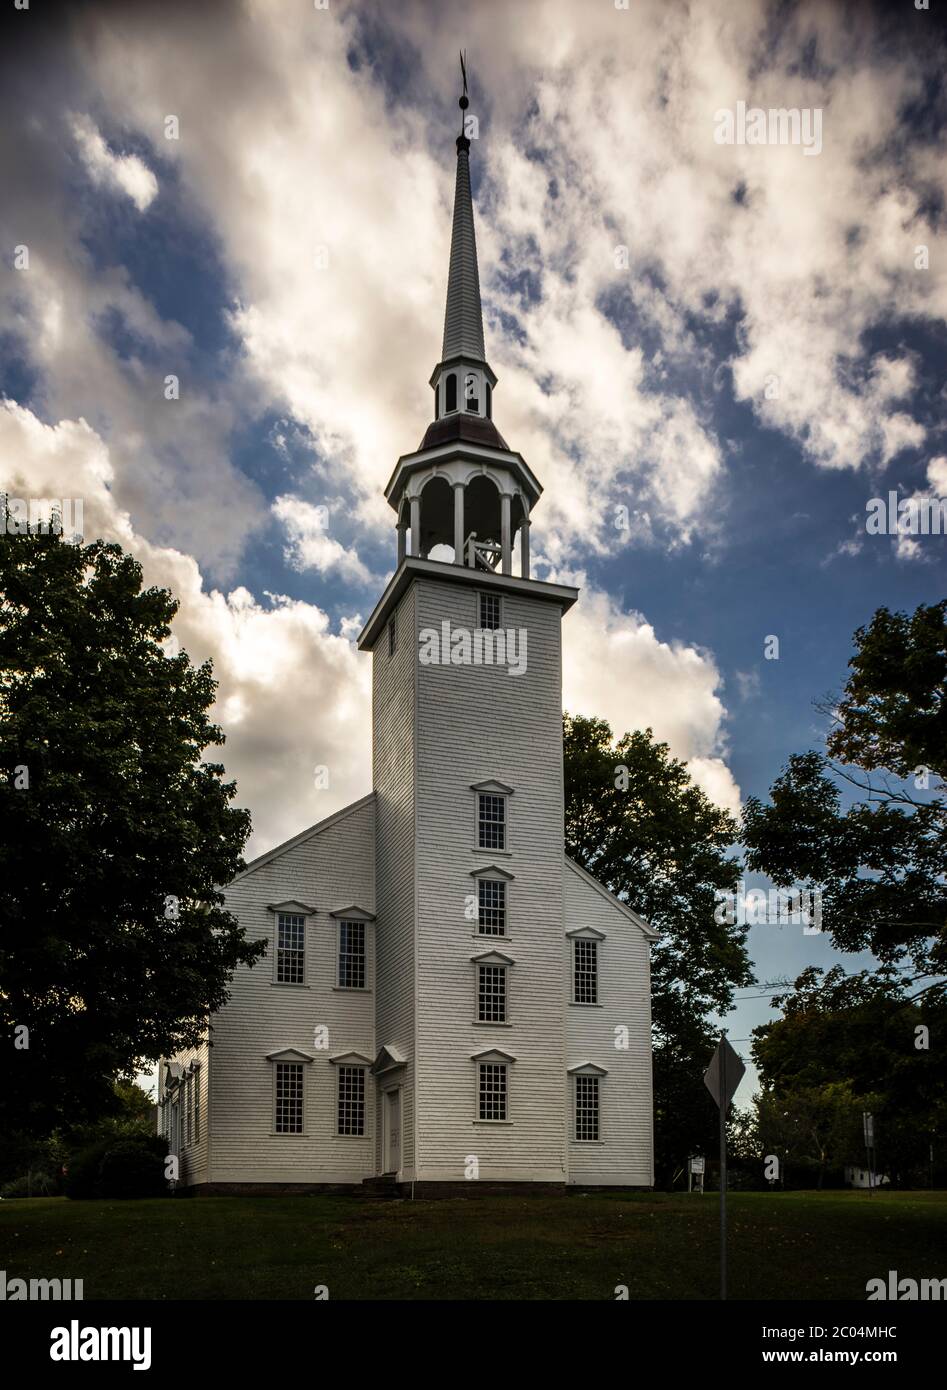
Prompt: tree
<box><xmin>752</xmin><ymin>1080</ymin><xmax>876</xmax><ymax>1188</ymax></box>
<box><xmin>0</xmin><ymin>533</ymin><xmax>266</xmax><ymax>1140</ymax></box>
<box><xmin>563</xmin><ymin>714</ymin><xmax>752</xmax><ymax>1183</ymax></box>
<box><xmin>750</xmin><ymin>965</ymin><xmax>946</xmax><ymax>1185</ymax></box>
<box><xmin>826</xmin><ymin>600</ymin><xmax>946</xmax><ymax>785</ymax></box>
<box><xmin>743</xmin><ymin>601</ymin><xmax>947</xmax><ymax>980</ymax></box>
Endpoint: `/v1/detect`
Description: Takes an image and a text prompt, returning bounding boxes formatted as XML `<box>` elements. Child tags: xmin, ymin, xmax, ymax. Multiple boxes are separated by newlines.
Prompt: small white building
<box><xmin>159</xmin><ymin>100</ymin><xmax>656</xmax><ymax>1193</ymax></box>
<box><xmin>844</xmin><ymin>1166</ymin><xmax>889</xmax><ymax>1189</ymax></box>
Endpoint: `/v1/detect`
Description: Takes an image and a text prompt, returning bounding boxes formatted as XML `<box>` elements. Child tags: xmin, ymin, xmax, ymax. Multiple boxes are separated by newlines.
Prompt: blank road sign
<box><xmin>703</xmin><ymin>1037</ymin><xmax>745</xmax><ymax>1110</ymax></box>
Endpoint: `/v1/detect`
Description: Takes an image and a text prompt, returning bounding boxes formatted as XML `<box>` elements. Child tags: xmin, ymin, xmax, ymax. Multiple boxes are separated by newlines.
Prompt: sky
<box><xmin>1</xmin><ymin>0</ymin><xmax>945</xmax><ymax>1104</ymax></box>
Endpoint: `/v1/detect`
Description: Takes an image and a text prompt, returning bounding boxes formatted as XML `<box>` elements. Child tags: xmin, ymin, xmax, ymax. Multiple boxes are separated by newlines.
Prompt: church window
<box><xmin>445</xmin><ymin>372</ymin><xmax>457</xmax><ymax>412</ymax></box>
<box><xmin>478</xmin><ymin>964</ymin><xmax>507</xmax><ymax>1023</ymax></box>
<box><xmin>338</xmin><ymin>920</ymin><xmax>366</xmax><ymax>989</ymax></box>
<box><xmin>433</xmin><ymin>381</ymin><xmax>439</xmax><ymax>419</ymax></box>
<box><xmin>275</xmin><ymin>1062</ymin><xmax>304</xmax><ymax>1134</ymax></box>
<box><xmin>186</xmin><ymin>1074</ymin><xmax>192</xmax><ymax>1147</ymax></box>
<box><xmin>276</xmin><ymin>912</ymin><xmax>305</xmax><ymax>984</ymax></box>
<box><xmin>478</xmin><ymin>879</ymin><xmax>506</xmax><ymax>935</ymax></box>
<box><xmin>464</xmin><ymin>372</ymin><xmax>479</xmax><ymax>413</ymax></box>
<box><xmin>478</xmin><ymin>1063</ymin><xmax>508</xmax><ymax>1121</ymax></box>
<box><xmin>573</xmin><ymin>939</ymin><xmax>598</xmax><ymax>1004</ymax></box>
<box><xmin>337</xmin><ymin>1066</ymin><xmax>366</xmax><ymax>1136</ymax></box>
<box><xmin>478</xmin><ymin>793</ymin><xmax>506</xmax><ymax>850</ymax></box>
<box><xmin>575</xmin><ymin>1075</ymin><xmax>600</xmax><ymax>1141</ymax></box>
<box><xmin>194</xmin><ymin>1070</ymin><xmax>200</xmax><ymax>1143</ymax></box>
<box><xmin>478</xmin><ymin>592</ymin><xmax>501</xmax><ymax>630</ymax></box>
<box><xmin>485</xmin><ymin>382</ymin><xmax>492</xmax><ymax>418</ymax></box>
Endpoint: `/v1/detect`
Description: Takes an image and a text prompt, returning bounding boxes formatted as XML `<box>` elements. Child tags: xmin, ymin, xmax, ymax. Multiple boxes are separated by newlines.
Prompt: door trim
<box><xmin>383</xmin><ymin>1086</ymin><xmax>402</xmax><ymax>1175</ymax></box>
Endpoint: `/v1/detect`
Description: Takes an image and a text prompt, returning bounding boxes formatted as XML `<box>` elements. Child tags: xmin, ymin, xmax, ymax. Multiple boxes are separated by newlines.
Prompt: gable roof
<box><xmin>233</xmin><ymin>792</ymin><xmax>374</xmax><ymax>882</ymax></box>
<box><xmin>564</xmin><ymin>855</ymin><xmax>660</xmax><ymax>941</ymax></box>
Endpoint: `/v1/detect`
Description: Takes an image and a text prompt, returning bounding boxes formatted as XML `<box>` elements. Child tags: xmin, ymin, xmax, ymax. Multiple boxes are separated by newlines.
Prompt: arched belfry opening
<box><xmin>465</xmin><ymin>475</ymin><xmax>501</xmax><ymax>552</ymax></box>
<box><xmin>418</xmin><ymin>475</ymin><xmax>453</xmax><ymax>559</ymax></box>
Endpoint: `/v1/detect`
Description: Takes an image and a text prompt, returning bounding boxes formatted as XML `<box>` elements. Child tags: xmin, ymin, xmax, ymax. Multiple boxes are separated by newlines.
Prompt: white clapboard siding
<box><xmin>413</xmin><ymin>578</ymin><xmax>568</xmax><ymax>1182</ymax></box>
<box><xmin>157</xmin><ymin>1044</ymin><xmax>210</xmax><ymax>1186</ymax></box>
<box><xmin>371</xmin><ymin>584</ymin><xmax>417</xmax><ymax>1177</ymax></box>
<box><xmin>205</xmin><ymin>794</ymin><xmax>377</xmax><ymax>1184</ymax></box>
<box><xmin>564</xmin><ymin>858</ymin><xmax>655</xmax><ymax>1186</ymax></box>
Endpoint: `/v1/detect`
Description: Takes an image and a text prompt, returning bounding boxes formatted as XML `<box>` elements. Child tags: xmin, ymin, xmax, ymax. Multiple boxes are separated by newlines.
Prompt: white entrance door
<box><xmin>384</xmin><ymin>1089</ymin><xmax>401</xmax><ymax>1174</ymax></box>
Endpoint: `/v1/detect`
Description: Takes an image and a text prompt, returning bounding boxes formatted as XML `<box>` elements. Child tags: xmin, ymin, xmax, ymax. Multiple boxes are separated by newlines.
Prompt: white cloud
<box><xmin>927</xmin><ymin>456</ymin><xmax>947</xmax><ymax>494</ymax></box>
<box><xmin>71</xmin><ymin>114</ymin><xmax>158</xmax><ymax>212</ymax></box>
<box><xmin>560</xmin><ymin>578</ymin><xmax>741</xmax><ymax>816</ymax></box>
<box><xmin>0</xmin><ymin>401</ymin><xmax>370</xmax><ymax>858</ymax></box>
<box><xmin>272</xmin><ymin>494</ymin><xmax>374</xmax><ymax>585</ymax></box>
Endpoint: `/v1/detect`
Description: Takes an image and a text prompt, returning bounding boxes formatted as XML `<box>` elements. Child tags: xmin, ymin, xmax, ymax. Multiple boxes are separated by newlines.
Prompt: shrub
<box><xmin>98</xmin><ymin>1137</ymin><xmax>167</xmax><ymax>1198</ymax></box>
<box><xmin>65</xmin><ymin>1135</ymin><xmax>167</xmax><ymax>1199</ymax></box>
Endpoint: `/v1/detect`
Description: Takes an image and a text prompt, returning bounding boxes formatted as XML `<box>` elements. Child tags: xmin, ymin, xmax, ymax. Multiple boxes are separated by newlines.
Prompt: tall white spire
<box><xmin>441</xmin><ymin>132</ymin><xmax>485</xmax><ymax>361</ymax></box>
<box><xmin>441</xmin><ymin>52</ymin><xmax>486</xmax><ymax>364</ymax></box>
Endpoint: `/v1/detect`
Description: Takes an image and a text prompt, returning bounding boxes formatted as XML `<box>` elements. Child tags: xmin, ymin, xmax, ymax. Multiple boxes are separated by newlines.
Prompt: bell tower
<box><xmin>359</xmin><ymin>61</ymin><xmax>578</xmax><ymax>1185</ymax></box>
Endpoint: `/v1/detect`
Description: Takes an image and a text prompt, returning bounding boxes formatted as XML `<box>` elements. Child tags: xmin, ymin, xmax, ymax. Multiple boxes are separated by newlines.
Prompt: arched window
<box><xmin>485</xmin><ymin>382</ymin><xmax>492</xmax><ymax>419</ymax></box>
<box><xmin>433</xmin><ymin>382</ymin><xmax>439</xmax><ymax>419</ymax></box>
<box><xmin>464</xmin><ymin>371</ymin><xmax>479</xmax><ymax>413</ymax></box>
<box><xmin>445</xmin><ymin>373</ymin><xmax>457</xmax><ymax>413</ymax></box>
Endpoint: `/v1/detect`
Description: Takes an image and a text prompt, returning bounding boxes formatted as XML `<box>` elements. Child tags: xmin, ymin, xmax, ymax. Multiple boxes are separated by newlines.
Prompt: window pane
<box><xmin>479</xmin><ymin>593</ymin><xmax>501</xmax><ymax>631</ymax></box>
<box><xmin>478</xmin><ymin>793</ymin><xmax>505</xmax><ymax>850</ymax></box>
<box><xmin>478</xmin><ymin>964</ymin><xmax>507</xmax><ymax>1022</ymax></box>
<box><xmin>573</xmin><ymin>938</ymin><xmax>598</xmax><ymax>1004</ymax></box>
<box><xmin>445</xmin><ymin>373</ymin><xmax>457</xmax><ymax>412</ymax></box>
<box><xmin>276</xmin><ymin>913</ymin><xmax>305</xmax><ymax>984</ymax></box>
<box><xmin>338</xmin><ymin>1066</ymin><xmax>366</xmax><ymax>1136</ymax></box>
<box><xmin>575</xmin><ymin>1075</ymin><xmax>600</xmax><ymax>1141</ymax></box>
<box><xmin>338</xmin><ymin>920</ymin><xmax>366</xmax><ymax>989</ymax></box>
<box><xmin>275</xmin><ymin>1062</ymin><xmax>304</xmax><ymax>1133</ymax></box>
<box><xmin>478</xmin><ymin>879</ymin><xmax>506</xmax><ymax>935</ymax></box>
<box><xmin>479</xmin><ymin>1063</ymin><xmax>507</xmax><ymax>1121</ymax></box>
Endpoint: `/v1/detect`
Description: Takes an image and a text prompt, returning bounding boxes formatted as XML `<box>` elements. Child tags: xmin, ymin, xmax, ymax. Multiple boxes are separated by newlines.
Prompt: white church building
<box><xmin>159</xmin><ymin>95</ymin><xmax>656</xmax><ymax>1193</ymax></box>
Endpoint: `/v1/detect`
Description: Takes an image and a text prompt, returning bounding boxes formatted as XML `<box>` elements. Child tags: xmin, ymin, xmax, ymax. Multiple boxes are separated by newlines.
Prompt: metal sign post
<box><xmin>863</xmin><ymin>1112</ymin><xmax>875</xmax><ymax>1194</ymax></box>
<box><xmin>704</xmin><ymin>1034</ymin><xmax>745</xmax><ymax>1300</ymax></box>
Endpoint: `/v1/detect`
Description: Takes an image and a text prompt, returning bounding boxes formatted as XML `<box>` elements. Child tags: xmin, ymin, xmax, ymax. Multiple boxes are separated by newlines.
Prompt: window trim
<box><xmin>336</xmin><ymin>1064</ymin><xmax>368</xmax><ymax>1138</ymax></box>
<box><xmin>477</xmin><ymin>590</ymin><xmax>502</xmax><ymax>632</ymax></box>
<box><xmin>476</xmin><ymin>1061</ymin><xmax>509</xmax><ymax>1122</ymax></box>
<box><xmin>470</xmin><ymin>864</ymin><xmax>514</xmax><ymax>938</ymax></box>
<box><xmin>471</xmin><ymin>781</ymin><xmax>514</xmax><ymax>855</ymax></box>
<box><xmin>572</xmin><ymin>936</ymin><xmax>599</xmax><ymax>1005</ymax></box>
<box><xmin>273</xmin><ymin>1060</ymin><xmax>306</xmax><ymax>1136</ymax></box>
<box><xmin>574</xmin><ymin>1073</ymin><xmax>601</xmax><ymax>1143</ymax></box>
<box><xmin>476</xmin><ymin>960</ymin><xmax>509</xmax><ymax>1024</ymax></box>
<box><xmin>566</xmin><ymin>927</ymin><xmax>606</xmax><ymax>1006</ymax></box>
<box><xmin>568</xmin><ymin>1062</ymin><xmax>608</xmax><ymax>1144</ymax></box>
<box><xmin>267</xmin><ymin>901</ymin><xmax>317</xmax><ymax>988</ymax></box>
<box><xmin>335</xmin><ymin>917</ymin><xmax>368</xmax><ymax>991</ymax></box>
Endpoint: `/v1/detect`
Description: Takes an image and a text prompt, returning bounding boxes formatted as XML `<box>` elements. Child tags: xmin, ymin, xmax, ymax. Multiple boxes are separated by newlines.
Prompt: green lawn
<box><xmin>1</xmin><ymin>1190</ymin><xmax>944</xmax><ymax>1300</ymax></box>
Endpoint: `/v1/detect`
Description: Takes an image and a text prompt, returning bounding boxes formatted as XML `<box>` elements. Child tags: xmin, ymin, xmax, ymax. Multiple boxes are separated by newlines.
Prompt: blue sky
<box><xmin>1</xmin><ymin>0</ymin><xmax>945</xmax><ymax>1101</ymax></box>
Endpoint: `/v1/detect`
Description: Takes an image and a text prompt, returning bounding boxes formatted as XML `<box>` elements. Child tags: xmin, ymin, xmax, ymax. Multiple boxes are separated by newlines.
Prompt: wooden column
<box><xmin>501</xmin><ymin>493</ymin><xmax>512</xmax><ymax>575</ymax></box>
<box><xmin>453</xmin><ymin>483</ymin><xmax>465</xmax><ymax>565</ymax></box>
<box><xmin>410</xmin><ymin>495</ymin><xmax>421</xmax><ymax>557</ymax></box>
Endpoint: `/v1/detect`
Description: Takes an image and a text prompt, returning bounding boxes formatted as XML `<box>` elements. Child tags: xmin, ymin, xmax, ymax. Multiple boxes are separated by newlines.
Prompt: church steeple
<box><xmin>429</xmin><ymin>55</ymin><xmax>496</xmax><ymax>427</ymax></box>
<box><xmin>442</xmin><ymin>57</ymin><xmax>485</xmax><ymax>363</ymax></box>
<box><xmin>381</xmin><ymin>62</ymin><xmax>544</xmax><ymax>581</ymax></box>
